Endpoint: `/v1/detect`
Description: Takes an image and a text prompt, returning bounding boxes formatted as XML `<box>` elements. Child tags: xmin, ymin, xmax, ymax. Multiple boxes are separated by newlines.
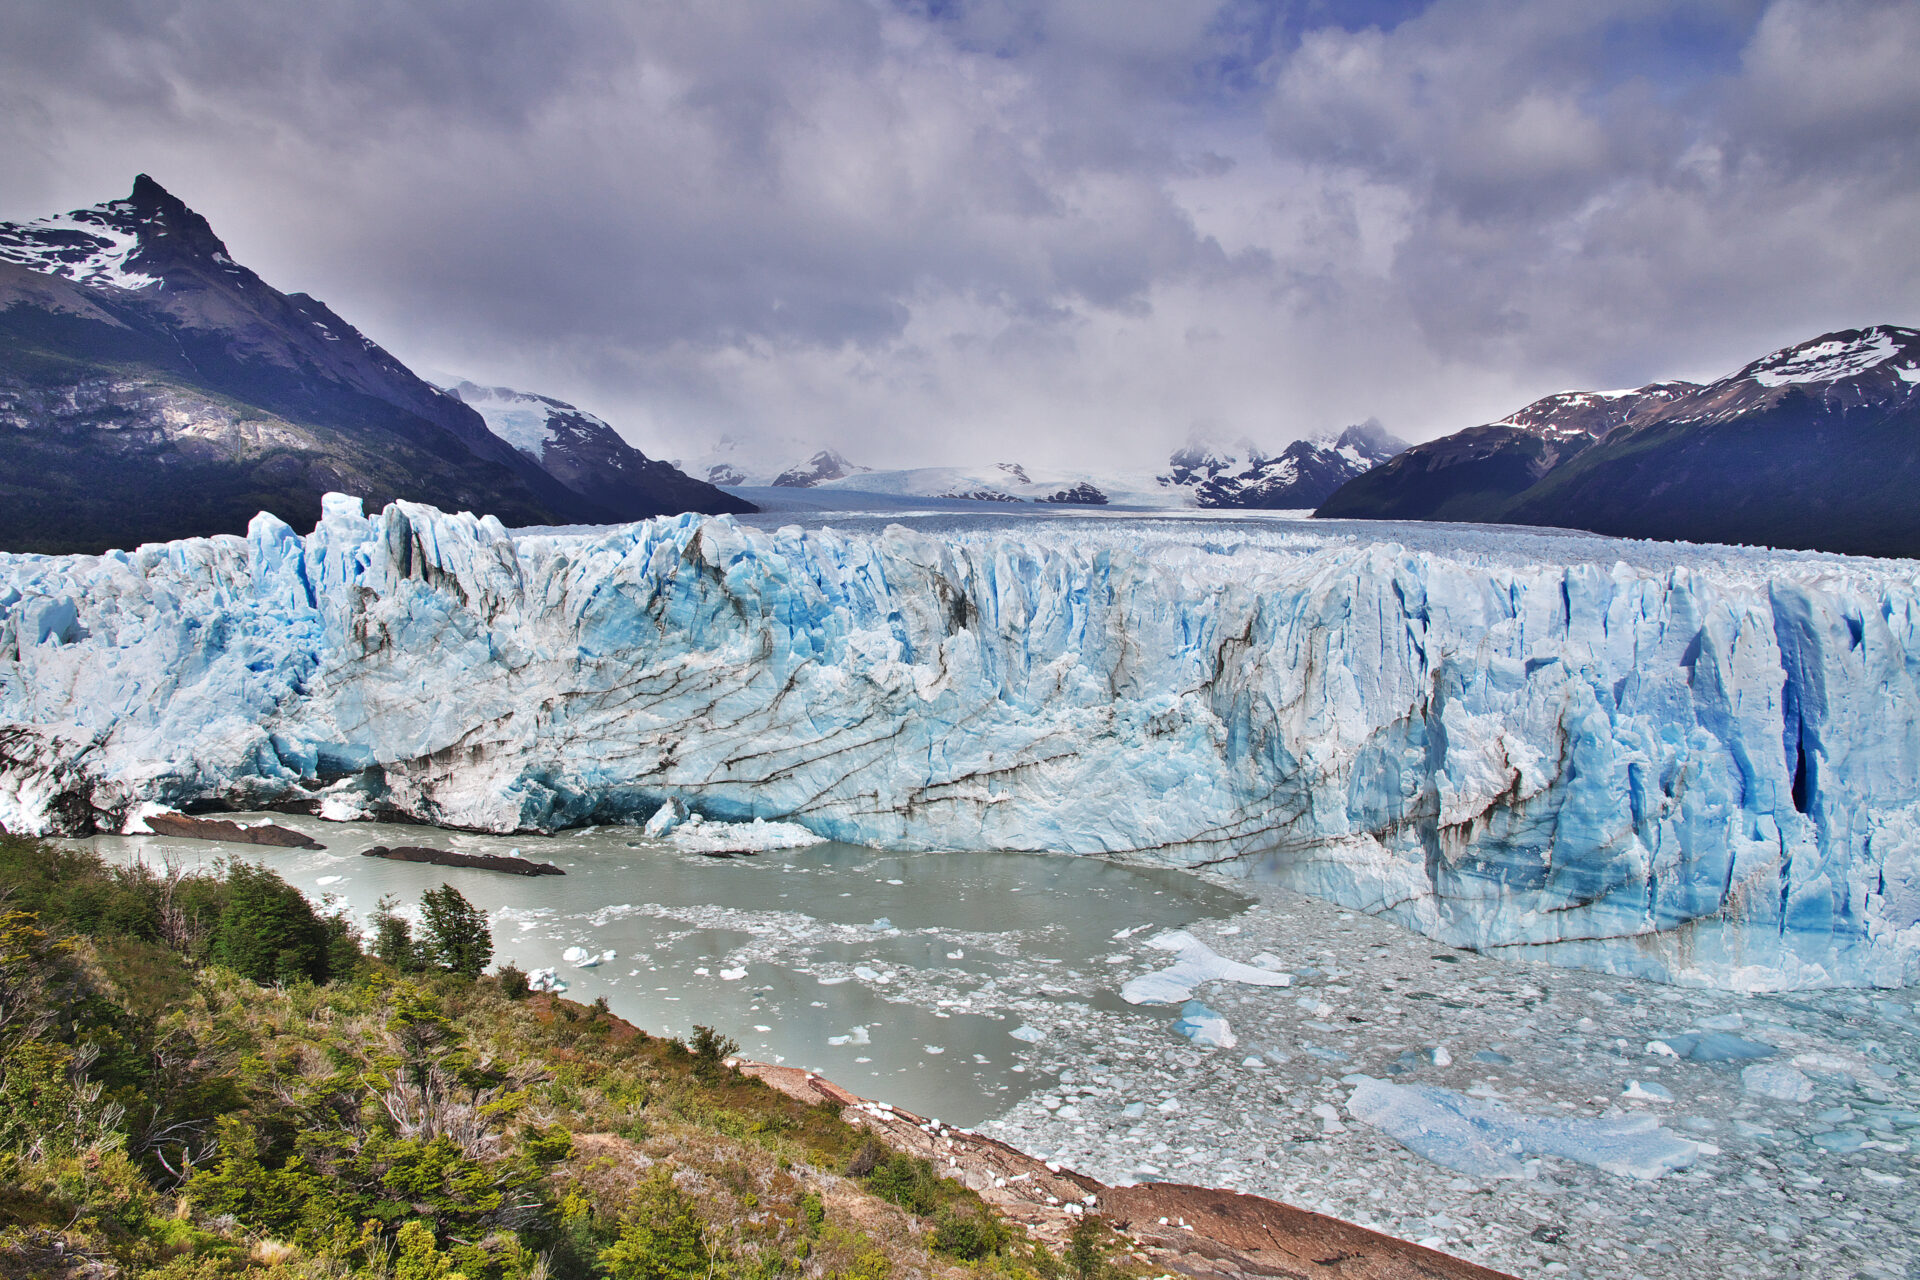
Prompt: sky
<box><xmin>2</xmin><ymin>0</ymin><xmax>1917</xmax><ymax>470</ymax></box>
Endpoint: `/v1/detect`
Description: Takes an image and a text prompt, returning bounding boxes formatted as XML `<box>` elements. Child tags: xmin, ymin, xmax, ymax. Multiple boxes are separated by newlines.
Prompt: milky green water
<box><xmin>77</xmin><ymin>814</ymin><xmax>1250</xmax><ymax>1126</ymax></box>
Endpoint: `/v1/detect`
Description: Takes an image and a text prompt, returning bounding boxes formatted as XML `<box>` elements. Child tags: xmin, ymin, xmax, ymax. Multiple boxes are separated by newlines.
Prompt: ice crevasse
<box><xmin>2</xmin><ymin>495</ymin><xmax>1918</xmax><ymax>990</ymax></box>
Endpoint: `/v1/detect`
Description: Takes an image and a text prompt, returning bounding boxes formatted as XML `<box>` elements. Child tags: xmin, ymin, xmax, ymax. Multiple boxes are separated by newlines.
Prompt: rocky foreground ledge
<box><xmin>739</xmin><ymin>1061</ymin><xmax>1513</xmax><ymax>1280</ymax></box>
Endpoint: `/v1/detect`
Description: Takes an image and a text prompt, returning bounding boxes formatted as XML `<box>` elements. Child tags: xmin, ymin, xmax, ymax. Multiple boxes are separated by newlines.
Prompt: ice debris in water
<box><xmin>1346</xmin><ymin>1076</ymin><xmax>1700</xmax><ymax>1181</ymax></box>
<box><xmin>563</xmin><ymin>947</ymin><xmax>616</xmax><ymax>968</ymax></box>
<box><xmin>643</xmin><ymin>798</ymin><xmax>685</xmax><ymax>837</ymax></box>
<box><xmin>1009</xmin><ymin>1024</ymin><xmax>1046</xmax><ymax>1043</ymax></box>
<box><xmin>1648</xmin><ymin>1032</ymin><xmax>1775</xmax><ymax>1063</ymax></box>
<box><xmin>668</xmin><ymin>814</ymin><xmax>826</xmax><ymax>854</ymax></box>
<box><xmin>1622</xmin><ymin>1080</ymin><xmax>1675</xmax><ymax>1102</ymax></box>
<box><xmin>526</xmin><ymin>967</ymin><xmax>566</xmax><ymax>994</ymax></box>
<box><xmin>828</xmin><ymin>1026</ymin><xmax>872</xmax><ymax>1047</ymax></box>
<box><xmin>1741</xmin><ymin>1062</ymin><xmax>1816</xmax><ymax>1102</ymax></box>
<box><xmin>1172</xmin><ymin>1000</ymin><xmax>1236</xmax><ymax>1049</ymax></box>
<box><xmin>1121</xmin><ymin>930</ymin><xmax>1293</xmax><ymax>1005</ymax></box>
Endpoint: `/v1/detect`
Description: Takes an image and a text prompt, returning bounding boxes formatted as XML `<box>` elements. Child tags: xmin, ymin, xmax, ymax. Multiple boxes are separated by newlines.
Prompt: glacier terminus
<box><xmin>2</xmin><ymin>495</ymin><xmax>1917</xmax><ymax>991</ymax></box>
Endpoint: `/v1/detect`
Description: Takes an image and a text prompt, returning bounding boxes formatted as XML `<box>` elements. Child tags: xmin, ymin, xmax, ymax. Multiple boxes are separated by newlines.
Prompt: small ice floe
<box><xmin>1742</xmin><ymin>1062</ymin><xmax>1816</xmax><ymax>1102</ymax></box>
<box><xmin>1311</xmin><ymin>1102</ymin><xmax>1346</xmax><ymax>1134</ymax></box>
<box><xmin>527</xmin><ymin>967</ymin><xmax>567</xmax><ymax>993</ymax></box>
<box><xmin>316</xmin><ymin>875</ymin><xmax>345</xmax><ymax>886</ymax></box>
<box><xmin>868</xmin><ymin>917</ymin><xmax>894</xmax><ymax>932</ymax></box>
<box><xmin>719</xmin><ymin>966</ymin><xmax>748</xmax><ymax>981</ymax></box>
<box><xmin>1623</xmin><ymin>1080</ymin><xmax>1675</xmax><ymax>1102</ymax></box>
<box><xmin>828</xmin><ymin>1026</ymin><xmax>872</xmax><ymax>1047</ymax></box>
<box><xmin>947</xmin><ymin>949</ymin><xmax>966</xmax><ymax>960</ymax></box>
<box><xmin>925</xmin><ymin>1045</ymin><xmax>946</xmax><ymax>1055</ymax></box>
<box><xmin>1009</xmin><ymin>1024</ymin><xmax>1046</xmax><ymax>1043</ymax></box>
<box><xmin>1122</xmin><ymin>1102</ymin><xmax>1147</xmax><ymax>1118</ymax></box>
<box><xmin>1649</xmin><ymin>1032</ymin><xmax>1775</xmax><ymax>1063</ymax></box>
<box><xmin>1172</xmin><ymin>1000</ymin><xmax>1236</xmax><ymax>1049</ymax></box>
<box><xmin>668</xmin><ymin>813</ymin><xmax>826</xmax><ymax>854</ymax></box>
<box><xmin>754</xmin><ymin>1024</ymin><xmax>771</xmax><ymax>1032</ymax></box>
<box><xmin>643</xmin><ymin>798</ymin><xmax>686</xmax><ymax>837</ymax></box>
<box><xmin>1241</xmin><ymin>1054</ymin><xmax>1265</xmax><ymax>1068</ymax></box>
<box><xmin>1430</xmin><ymin>1045</ymin><xmax>1453</xmax><ymax>1067</ymax></box>
<box><xmin>1345</xmin><ymin>1076</ymin><xmax>1701</xmax><ymax>1181</ymax></box>
<box><xmin>317</xmin><ymin>794</ymin><xmax>372</xmax><ymax>822</ymax></box>
<box><xmin>1121</xmin><ymin>931</ymin><xmax>1293</xmax><ymax>1005</ymax></box>
<box><xmin>563</xmin><ymin>947</ymin><xmax>616</xmax><ymax>969</ymax></box>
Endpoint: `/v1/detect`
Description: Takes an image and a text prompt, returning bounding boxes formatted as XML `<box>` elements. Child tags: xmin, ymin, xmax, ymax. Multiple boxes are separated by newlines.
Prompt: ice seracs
<box><xmin>4</xmin><ymin>498</ymin><xmax>1920</xmax><ymax>990</ymax></box>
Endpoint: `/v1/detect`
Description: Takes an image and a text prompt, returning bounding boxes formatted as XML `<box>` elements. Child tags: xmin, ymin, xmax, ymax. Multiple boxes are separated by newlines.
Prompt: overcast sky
<box><xmin>3</xmin><ymin>0</ymin><xmax>1917</xmax><ymax>469</ymax></box>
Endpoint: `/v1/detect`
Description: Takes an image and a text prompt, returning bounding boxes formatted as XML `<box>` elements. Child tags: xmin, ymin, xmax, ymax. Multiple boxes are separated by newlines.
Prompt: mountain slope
<box><xmin>0</xmin><ymin>176</ymin><xmax>747</xmax><ymax>553</ymax></box>
<box><xmin>1317</xmin><ymin>326</ymin><xmax>1920</xmax><ymax>557</ymax></box>
<box><xmin>444</xmin><ymin>381</ymin><xmax>751</xmax><ymax>520</ymax></box>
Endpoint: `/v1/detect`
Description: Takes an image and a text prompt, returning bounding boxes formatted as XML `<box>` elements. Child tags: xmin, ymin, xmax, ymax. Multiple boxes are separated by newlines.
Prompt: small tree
<box><xmin>370</xmin><ymin>894</ymin><xmax>421</xmax><ymax>972</ymax></box>
<box><xmin>688</xmin><ymin>1024</ymin><xmax>739</xmax><ymax>1080</ymax></box>
<box><xmin>209</xmin><ymin>863</ymin><xmax>332</xmax><ymax>984</ymax></box>
<box><xmin>1065</xmin><ymin>1214</ymin><xmax>1109</xmax><ymax>1280</ymax></box>
<box><xmin>418</xmin><ymin>884</ymin><xmax>492</xmax><ymax>978</ymax></box>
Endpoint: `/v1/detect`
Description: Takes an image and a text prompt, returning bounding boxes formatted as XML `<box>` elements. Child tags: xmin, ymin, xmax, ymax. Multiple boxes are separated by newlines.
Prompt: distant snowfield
<box><xmin>3</xmin><ymin>496</ymin><xmax>1920</xmax><ymax>990</ymax></box>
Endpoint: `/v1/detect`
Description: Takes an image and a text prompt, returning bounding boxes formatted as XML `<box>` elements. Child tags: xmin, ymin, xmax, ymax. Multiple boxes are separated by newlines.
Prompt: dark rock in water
<box><xmin>361</xmin><ymin>845</ymin><xmax>564</xmax><ymax>876</ymax></box>
<box><xmin>144</xmin><ymin>811</ymin><xmax>323</xmax><ymax>849</ymax></box>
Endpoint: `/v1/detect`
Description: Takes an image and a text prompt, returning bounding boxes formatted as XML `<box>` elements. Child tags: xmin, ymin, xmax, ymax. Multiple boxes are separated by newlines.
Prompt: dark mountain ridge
<box><xmin>0</xmin><ymin>176</ymin><xmax>747</xmax><ymax>553</ymax></box>
<box><xmin>1317</xmin><ymin>326</ymin><xmax>1920</xmax><ymax>558</ymax></box>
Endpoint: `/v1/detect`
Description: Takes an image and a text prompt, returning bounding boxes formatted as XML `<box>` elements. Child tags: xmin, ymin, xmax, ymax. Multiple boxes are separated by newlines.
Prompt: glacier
<box><xmin>2</xmin><ymin>494</ymin><xmax>1919</xmax><ymax>989</ymax></box>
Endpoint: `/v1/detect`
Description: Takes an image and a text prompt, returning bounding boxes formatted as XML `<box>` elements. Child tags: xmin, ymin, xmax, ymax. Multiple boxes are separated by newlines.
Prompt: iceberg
<box><xmin>3</xmin><ymin>496</ymin><xmax>1919</xmax><ymax>989</ymax></box>
<box><xmin>1345</xmin><ymin>1076</ymin><xmax>1700</xmax><ymax>1181</ymax></box>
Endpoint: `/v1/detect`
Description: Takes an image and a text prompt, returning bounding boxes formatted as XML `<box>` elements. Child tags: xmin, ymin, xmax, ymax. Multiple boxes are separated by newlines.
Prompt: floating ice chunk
<box><xmin>853</xmin><ymin>965</ymin><xmax>882</xmax><ymax>982</ymax></box>
<box><xmin>315</xmin><ymin>875</ymin><xmax>345</xmax><ymax>886</ymax></box>
<box><xmin>1431</xmin><ymin>1046</ymin><xmax>1453</xmax><ymax>1067</ymax></box>
<box><xmin>1623</xmin><ymin>1080</ymin><xmax>1674</xmax><ymax>1102</ymax></box>
<box><xmin>527</xmin><ymin>967</ymin><xmax>567</xmax><ymax>993</ymax></box>
<box><xmin>720</xmin><ymin>966</ymin><xmax>747</xmax><ymax>981</ymax></box>
<box><xmin>1122</xmin><ymin>1102</ymin><xmax>1147</xmax><ymax>1118</ymax></box>
<box><xmin>669</xmin><ymin>816</ymin><xmax>825</xmax><ymax>854</ymax></box>
<box><xmin>1009</xmin><ymin>1024</ymin><xmax>1046</xmax><ymax>1043</ymax></box>
<box><xmin>1657</xmin><ymin>1032</ymin><xmax>1775</xmax><ymax>1063</ymax></box>
<box><xmin>1249</xmin><ymin>952</ymin><xmax>1286</xmax><ymax>971</ymax></box>
<box><xmin>1171</xmin><ymin>1000</ymin><xmax>1236</xmax><ymax>1048</ymax></box>
<box><xmin>868</xmin><ymin>917</ymin><xmax>893</xmax><ymax>932</ymax></box>
<box><xmin>318</xmin><ymin>795</ymin><xmax>372</xmax><ymax>822</ymax></box>
<box><xmin>1312</xmin><ymin>1102</ymin><xmax>1346</xmax><ymax>1134</ymax></box>
<box><xmin>1346</xmin><ymin>1077</ymin><xmax>1700</xmax><ymax>1181</ymax></box>
<box><xmin>1809</xmin><ymin>1129</ymin><xmax>1868</xmax><ymax>1154</ymax></box>
<box><xmin>925</xmin><ymin>1045</ymin><xmax>945</xmax><ymax>1055</ymax></box>
<box><xmin>827</xmin><ymin>1025</ymin><xmax>872</xmax><ymax>1047</ymax></box>
<box><xmin>562</xmin><ymin>946</ymin><xmax>596</xmax><ymax>967</ymax></box>
<box><xmin>948</xmin><ymin>950</ymin><xmax>965</xmax><ymax>960</ymax></box>
<box><xmin>643</xmin><ymin>798</ymin><xmax>685</xmax><ymax>837</ymax></box>
<box><xmin>1742</xmin><ymin>1063</ymin><xmax>1816</xmax><ymax>1102</ymax></box>
<box><xmin>1241</xmin><ymin>1055</ymin><xmax>1265</xmax><ymax>1068</ymax></box>
<box><xmin>1121</xmin><ymin>931</ymin><xmax>1292</xmax><ymax>1005</ymax></box>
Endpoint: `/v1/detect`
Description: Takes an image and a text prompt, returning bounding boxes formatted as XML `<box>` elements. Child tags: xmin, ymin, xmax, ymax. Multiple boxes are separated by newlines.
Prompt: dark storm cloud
<box><xmin>1</xmin><ymin>0</ymin><xmax>1916</xmax><ymax>464</ymax></box>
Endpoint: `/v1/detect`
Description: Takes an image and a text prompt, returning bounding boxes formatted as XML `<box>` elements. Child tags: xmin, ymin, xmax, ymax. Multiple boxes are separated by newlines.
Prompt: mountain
<box><xmin>0</xmin><ymin>176</ymin><xmax>746</xmax><ymax>553</ymax></box>
<box><xmin>442</xmin><ymin>382</ymin><xmax>751</xmax><ymax>521</ymax></box>
<box><xmin>1157</xmin><ymin>422</ymin><xmax>1408</xmax><ymax>509</ymax></box>
<box><xmin>772</xmin><ymin>448</ymin><xmax>871</xmax><ymax>488</ymax></box>
<box><xmin>1317</xmin><ymin>326</ymin><xmax>1920</xmax><ymax>557</ymax></box>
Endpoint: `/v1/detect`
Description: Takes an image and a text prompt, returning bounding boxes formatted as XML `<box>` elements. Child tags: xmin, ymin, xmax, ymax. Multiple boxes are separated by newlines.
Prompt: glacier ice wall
<box><xmin>3</xmin><ymin>496</ymin><xmax>1918</xmax><ymax>989</ymax></box>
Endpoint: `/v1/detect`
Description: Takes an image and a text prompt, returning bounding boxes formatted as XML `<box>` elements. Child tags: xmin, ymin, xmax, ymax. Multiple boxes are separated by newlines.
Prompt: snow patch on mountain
<box><xmin>1749</xmin><ymin>329</ymin><xmax>1904</xmax><ymax>387</ymax></box>
<box><xmin>0</xmin><ymin>204</ymin><xmax>161</xmax><ymax>291</ymax></box>
<box><xmin>441</xmin><ymin>381</ymin><xmax>582</xmax><ymax>457</ymax></box>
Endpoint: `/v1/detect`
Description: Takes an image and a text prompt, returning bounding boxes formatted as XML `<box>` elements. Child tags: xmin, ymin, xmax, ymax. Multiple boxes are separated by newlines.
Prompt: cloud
<box><xmin>0</xmin><ymin>0</ymin><xmax>1915</xmax><ymax>466</ymax></box>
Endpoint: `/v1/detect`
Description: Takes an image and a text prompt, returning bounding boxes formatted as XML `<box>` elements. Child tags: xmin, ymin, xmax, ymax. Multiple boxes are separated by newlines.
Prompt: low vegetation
<box><xmin>0</xmin><ymin>834</ymin><xmax>1096</xmax><ymax>1280</ymax></box>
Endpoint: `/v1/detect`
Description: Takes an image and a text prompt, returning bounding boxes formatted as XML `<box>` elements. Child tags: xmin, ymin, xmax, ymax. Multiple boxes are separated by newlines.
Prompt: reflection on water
<box><xmin>74</xmin><ymin>815</ymin><xmax>1249</xmax><ymax>1126</ymax></box>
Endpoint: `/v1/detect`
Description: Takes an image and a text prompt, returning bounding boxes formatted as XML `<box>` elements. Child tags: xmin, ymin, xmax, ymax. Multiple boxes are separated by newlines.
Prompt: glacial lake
<box><xmin>78</xmin><ymin>814</ymin><xmax>1250</xmax><ymax>1127</ymax></box>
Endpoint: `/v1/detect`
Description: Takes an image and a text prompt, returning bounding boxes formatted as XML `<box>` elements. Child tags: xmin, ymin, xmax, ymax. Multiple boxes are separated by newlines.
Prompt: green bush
<box><xmin>931</xmin><ymin>1207</ymin><xmax>1007</xmax><ymax>1259</ymax></box>
<box><xmin>688</xmin><ymin>1024</ymin><xmax>739</xmax><ymax>1081</ymax></box>
<box><xmin>864</xmin><ymin>1153</ymin><xmax>939</xmax><ymax>1216</ymax></box>
<box><xmin>598</xmin><ymin>1167</ymin><xmax>710</xmax><ymax>1280</ymax></box>
<box><xmin>208</xmin><ymin>863</ymin><xmax>334</xmax><ymax>984</ymax></box>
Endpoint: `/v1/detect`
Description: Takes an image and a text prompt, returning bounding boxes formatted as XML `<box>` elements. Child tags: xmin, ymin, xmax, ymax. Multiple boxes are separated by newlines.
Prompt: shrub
<box><xmin>1064</xmin><ymin>1214</ymin><xmax>1109</xmax><ymax>1280</ymax></box>
<box><xmin>864</xmin><ymin>1153</ymin><xmax>939</xmax><ymax>1216</ymax></box>
<box><xmin>598</xmin><ymin>1167</ymin><xmax>709</xmax><ymax>1280</ymax></box>
<box><xmin>370</xmin><ymin>894</ymin><xmax>422</xmax><ymax>972</ymax></box>
<box><xmin>931</xmin><ymin>1207</ymin><xmax>1006</xmax><ymax>1260</ymax></box>
<box><xmin>496</xmin><ymin>964</ymin><xmax>531</xmax><ymax>999</ymax></box>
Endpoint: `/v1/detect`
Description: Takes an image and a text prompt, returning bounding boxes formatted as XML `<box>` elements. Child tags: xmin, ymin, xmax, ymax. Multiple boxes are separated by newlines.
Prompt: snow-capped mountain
<box><xmin>6</xmin><ymin>495</ymin><xmax>1917</xmax><ymax>990</ymax></box>
<box><xmin>670</xmin><ymin>439</ymin><xmax>870</xmax><ymax>489</ymax></box>
<box><xmin>809</xmin><ymin>461</ymin><xmax>1128</xmax><ymax>505</ymax></box>
<box><xmin>0</xmin><ymin>176</ymin><xmax>747</xmax><ymax>553</ymax></box>
<box><xmin>772</xmin><ymin>448</ymin><xmax>871</xmax><ymax>488</ymax></box>
<box><xmin>1319</xmin><ymin>325</ymin><xmax>1920</xmax><ymax>557</ymax></box>
<box><xmin>442</xmin><ymin>382</ymin><xmax>750</xmax><ymax>521</ymax></box>
<box><xmin>1158</xmin><ymin>422</ymin><xmax>1408</xmax><ymax>509</ymax></box>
